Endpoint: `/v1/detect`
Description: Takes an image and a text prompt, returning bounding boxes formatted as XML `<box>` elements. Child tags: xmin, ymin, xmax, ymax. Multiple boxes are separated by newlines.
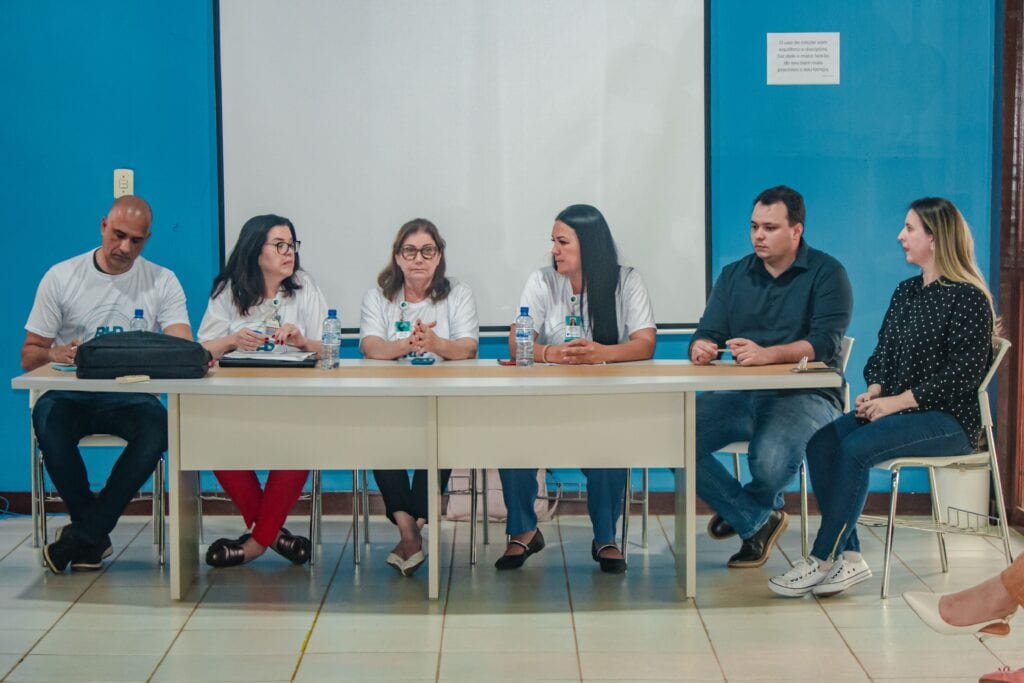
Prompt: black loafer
<box><xmin>591</xmin><ymin>541</ymin><xmax>627</xmax><ymax>574</ymax></box>
<box><xmin>205</xmin><ymin>537</ymin><xmax>247</xmax><ymax>568</ymax></box>
<box><xmin>272</xmin><ymin>528</ymin><xmax>311</xmax><ymax>565</ymax></box>
<box><xmin>706</xmin><ymin>514</ymin><xmax>736</xmax><ymax>540</ymax></box>
<box><xmin>494</xmin><ymin>529</ymin><xmax>545</xmax><ymax>570</ymax></box>
<box><xmin>727</xmin><ymin>510</ymin><xmax>789</xmax><ymax>568</ymax></box>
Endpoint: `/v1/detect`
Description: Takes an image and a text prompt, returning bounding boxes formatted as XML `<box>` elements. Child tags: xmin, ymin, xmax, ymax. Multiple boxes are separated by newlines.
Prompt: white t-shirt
<box><xmin>517</xmin><ymin>266</ymin><xmax>655</xmax><ymax>346</ymax></box>
<box><xmin>25</xmin><ymin>250</ymin><xmax>190</xmax><ymax>345</ymax></box>
<box><xmin>197</xmin><ymin>270</ymin><xmax>328</xmax><ymax>353</ymax></box>
<box><xmin>359</xmin><ymin>279</ymin><xmax>479</xmax><ymax>361</ymax></box>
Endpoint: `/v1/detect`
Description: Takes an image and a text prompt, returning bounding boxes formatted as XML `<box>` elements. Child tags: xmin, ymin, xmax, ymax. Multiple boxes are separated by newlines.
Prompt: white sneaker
<box><xmin>768</xmin><ymin>557</ymin><xmax>828</xmax><ymax>597</ymax></box>
<box><xmin>812</xmin><ymin>557</ymin><xmax>872</xmax><ymax>597</ymax></box>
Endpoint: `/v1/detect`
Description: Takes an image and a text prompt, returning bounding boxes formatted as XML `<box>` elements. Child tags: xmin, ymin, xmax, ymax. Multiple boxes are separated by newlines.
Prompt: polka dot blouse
<box><xmin>863</xmin><ymin>276</ymin><xmax>993</xmax><ymax>447</ymax></box>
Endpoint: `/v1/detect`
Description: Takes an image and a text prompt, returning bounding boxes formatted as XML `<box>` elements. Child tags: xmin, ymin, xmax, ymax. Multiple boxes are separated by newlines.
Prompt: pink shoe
<box><xmin>980</xmin><ymin>666</ymin><xmax>1024</xmax><ymax>682</ymax></box>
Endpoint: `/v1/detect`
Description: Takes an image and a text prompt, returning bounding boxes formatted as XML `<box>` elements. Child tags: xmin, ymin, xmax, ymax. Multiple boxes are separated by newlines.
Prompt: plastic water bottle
<box><xmin>320</xmin><ymin>309</ymin><xmax>342</xmax><ymax>370</ymax></box>
<box><xmin>515</xmin><ymin>306</ymin><xmax>534</xmax><ymax>367</ymax></box>
<box><xmin>128</xmin><ymin>309</ymin><xmax>147</xmax><ymax>332</ymax></box>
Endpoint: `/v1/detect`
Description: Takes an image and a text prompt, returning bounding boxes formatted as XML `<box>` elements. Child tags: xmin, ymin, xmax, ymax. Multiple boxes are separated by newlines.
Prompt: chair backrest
<box><xmin>979</xmin><ymin>336</ymin><xmax>1011</xmax><ymax>430</ymax></box>
<box><xmin>838</xmin><ymin>336</ymin><xmax>855</xmax><ymax>411</ymax></box>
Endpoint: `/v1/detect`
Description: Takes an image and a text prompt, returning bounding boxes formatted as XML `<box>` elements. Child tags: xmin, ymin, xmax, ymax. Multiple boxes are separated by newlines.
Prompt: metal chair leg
<box><xmin>31</xmin><ymin>439</ymin><xmax>43</xmax><ymax>549</ymax></box>
<box><xmin>361</xmin><ymin>469</ymin><xmax>370</xmax><ymax>543</ymax></box>
<box><xmin>927</xmin><ymin>467</ymin><xmax>949</xmax><ymax>573</ymax></box>
<box><xmin>470</xmin><ymin>469</ymin><xmax>478</xmax><ymax>565</ymax></box>
<box><xmin>309</xmin><ymin>470</ymin><xmax>321</xmax><ymax>567</ymax></box>
<box><xmin>732</xmin><ymin>453</ymin><xmax>743</xmax><ymax>480</ymax></box>
<box><xmin>314</xmin><ymin>469</ymin><xmax>323</xmax><ymax>544</ymax></box>
<box><xmin>154</xmin><ymin>458</ymin><xmax>165</xmax><ymax>565</ymax></box>
<box><xmin>40</xmin><ymin>455</ymin><xmax>49</xmax><ymax>548</ymax></box>
<box><xmin>880</xmin><ymin>468</ymin><xmax>901</xmax><ymax>599</ymax></box>
<box><xmin>351</xmin><ymin>471</ymin><xmax>361</xmax><ymax>565</ymax></box>
<box><xmin>989</xmin><ymin>445</ymin><xmax>1015</xmax><ymax>565</ymax></box>
<box><xmin>621</xmin><ymin>469</ymin><xmax>630</xmax><ymax>560</ymax></box>
<box><xmin>641</xmin><ymin>468</ymin><xmax>649</xmax><ymax>549</ymax></box>
<box><xmin>799</xmin><ymin>461</ymin><xmax>809</xmax><ymax>558</ymax></box>
<box><xmin>197</xmin><ymin>473</ymin><xmax>205</xmax><ymax>545</ymax></box>
<box><xmin>481</xmin><ymin>469</ymin><xmax>490</xmax><ymax>545</ymax></box>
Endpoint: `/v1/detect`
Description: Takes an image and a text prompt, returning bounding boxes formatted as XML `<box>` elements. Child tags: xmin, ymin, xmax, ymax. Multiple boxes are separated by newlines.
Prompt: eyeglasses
<box><xmin>265</xmin><ymin>240</ymin><xmax>300</xmax><ymax>255</ymax></box>
<box><xmin>399</xmin><ymin>244</ymin><xmax>439</xmax><ymax>261</ymax></box>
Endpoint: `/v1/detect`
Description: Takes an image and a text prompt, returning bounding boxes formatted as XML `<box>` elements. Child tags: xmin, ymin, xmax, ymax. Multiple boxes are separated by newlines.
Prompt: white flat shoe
<box><xmin>401</xmin><ymin>550</ymin><xmax>425</xmax><ymax>577</ymax></box>
<box><xmin>903</xmin><ymin>591</ymin><xmax>1014</xmax><ymax>637</ymax></box>
<box><xmin>386</xmin><ymin>552</ymin><xmax>405</xmax><ymax>574</ymax></box>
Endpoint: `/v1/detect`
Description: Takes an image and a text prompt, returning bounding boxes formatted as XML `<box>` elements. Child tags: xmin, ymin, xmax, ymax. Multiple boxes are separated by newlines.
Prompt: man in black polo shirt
<box><xmin>690</xmin><ymin>185</ymin><xmax>852</xmax><ymax>568</ymax></box>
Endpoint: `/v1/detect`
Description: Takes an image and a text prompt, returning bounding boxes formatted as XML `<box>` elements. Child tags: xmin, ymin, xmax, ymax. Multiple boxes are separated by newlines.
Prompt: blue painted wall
<box><xmin>1</xmin><ymin>2</ymin><xmax>999</xmax><ymax>500</ymax></box>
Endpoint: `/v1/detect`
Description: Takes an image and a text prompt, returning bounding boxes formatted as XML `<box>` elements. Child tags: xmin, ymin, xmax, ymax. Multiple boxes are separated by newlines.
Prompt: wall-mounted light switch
<box><xmin>114</xmin><ymin>169</ymin><xmax>134</xmax><ymax>198</ymax></box>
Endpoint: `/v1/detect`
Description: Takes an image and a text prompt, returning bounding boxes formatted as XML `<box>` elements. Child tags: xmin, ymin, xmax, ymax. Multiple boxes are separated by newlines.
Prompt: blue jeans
<box><xmin>499</xmin><ymin>468</ymin><xmax>626</xmax><ymax>544</ymax></box>
<box><xmin>696</xmin><ymin>390</ymin><xmax>840</xmax><ymax>539</ymax></box>
<box><xmin>808</xmin><ymin>410</ymin><xmax>972</xmax><ymax>561</ymax></box>
<box><xmin>33</xmin><ymin>391</ymin><xmax>167</xmax><ymax>545</ymax></box>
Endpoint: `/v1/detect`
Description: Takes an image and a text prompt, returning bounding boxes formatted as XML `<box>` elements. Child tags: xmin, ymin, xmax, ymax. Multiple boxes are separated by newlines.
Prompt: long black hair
<box><xmin>211</xmin><ymin>214</ymin><xmax>304</xmax><ymax>316</ymax></box>
<box><xmin>377</xmin><ymin>218</ymin><xmax>451</xmax><ymax>303</ymax></box>
<box><xmin>554</xmin><ymin>204</ymin><xmax>620</xmax><ymax>345</ymax></box>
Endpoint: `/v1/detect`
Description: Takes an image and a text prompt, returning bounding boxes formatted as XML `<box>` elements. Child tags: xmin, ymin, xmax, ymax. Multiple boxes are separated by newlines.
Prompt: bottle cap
<box><xmin>134</xmin><ymin>309</ymin><xmax>143</xmax><ymax>317</ymax></box>
<box><xmin>328</xmin><ymin>309</ymin><xmax>337</xmax><ymax>317</ymax></box>
<box><xmin>519</xmin><ymin>306</ymin><xmax>528</xmax><ymax>315</ymax></box>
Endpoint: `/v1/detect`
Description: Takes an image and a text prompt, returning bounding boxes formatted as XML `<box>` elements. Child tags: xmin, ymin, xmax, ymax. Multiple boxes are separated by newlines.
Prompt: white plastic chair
<box><xmin>859</xmin><ymin>337</ymin><xmax>1013</xmax><ymax>598</ymax></box>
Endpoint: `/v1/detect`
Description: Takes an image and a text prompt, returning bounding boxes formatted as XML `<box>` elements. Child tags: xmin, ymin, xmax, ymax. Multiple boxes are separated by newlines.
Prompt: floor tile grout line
<box><xmin>655</xmin><ymin>513</ymin><xmax>730</xmax><ymax>683</ymax></box>
<box><xmin>0</xmin><ymin>528</ymin><xmax>31</xmax><ymax>564</ymax></box>
<box><xmin>288</xmin><ymin>515</ymin><xmax>350</xmax><ymax>683</ymax></box>
<box><xmin>861</xmin><ymin>524</ymin><xmax>1014</xmax><ymax>670</ymax></box>
<box><xmin>435</xmin><ymin>519</ymin><xmax>459</xmax><ymax>683</ymax></box>
<box><xmin>556</xmin><ymin>516</ymin><xmax>585</xmax><ymax>683</ymax></box>
<box><xmin>773</xmin><ymin>541</ymin><xmax>874</xmax><ymax>682</ymax></box>
<box><xmin>10</xmin><ymin>519</ymin><xmax>152</xmax><ymax>682</ymax></box>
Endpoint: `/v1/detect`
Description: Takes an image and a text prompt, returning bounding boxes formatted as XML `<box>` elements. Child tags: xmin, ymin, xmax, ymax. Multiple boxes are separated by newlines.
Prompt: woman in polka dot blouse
<box><xmin>768</xmin><ymin>197</ymin><xmax>998</xmax><ymax>599</ymax></box>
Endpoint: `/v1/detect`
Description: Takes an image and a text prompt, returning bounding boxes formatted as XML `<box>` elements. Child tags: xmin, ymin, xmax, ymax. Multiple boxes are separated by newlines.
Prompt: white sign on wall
<box><xmin>767</xmin><ymin>32</ymin><xmax>840</xmax><ymax>85</ymax></box>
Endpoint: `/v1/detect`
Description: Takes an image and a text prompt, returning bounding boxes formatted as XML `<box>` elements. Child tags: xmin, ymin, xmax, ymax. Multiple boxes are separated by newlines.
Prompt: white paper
<box><xmin>221</xmin><ymin>351</ymin><xmax>315</xmax><ymax>362</ymax></box>
<box><xmin>767</xmin><ymin>32</ymin><xmax>840</xmax><ymax>85</ymax></box>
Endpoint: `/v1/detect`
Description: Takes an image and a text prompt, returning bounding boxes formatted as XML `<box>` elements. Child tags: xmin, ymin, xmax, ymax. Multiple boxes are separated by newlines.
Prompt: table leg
<box><xmin>427</xmin><ymin>397</ymin><xmax>440</xmax><ymax>600</ymax></box>
<box><xmin>675</xmin><ymin>391</ymin><xmax>697</xmax><ymax>598</ymax></box>
<box><xmin>168</xmin><ymin>395</ymin><xmax>199</xmax><ymax>600</ymax></box>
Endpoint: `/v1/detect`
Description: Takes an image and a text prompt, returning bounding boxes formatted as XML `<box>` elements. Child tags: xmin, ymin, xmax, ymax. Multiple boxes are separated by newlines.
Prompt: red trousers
<box><xmin>213</xmin><ymin>470</ymin><xmax>309</xmax><ymax>547</ymax></box>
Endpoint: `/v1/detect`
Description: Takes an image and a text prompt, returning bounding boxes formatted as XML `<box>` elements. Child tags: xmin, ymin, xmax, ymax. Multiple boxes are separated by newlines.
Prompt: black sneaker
<box><xmin>43</xmin><ymin>525</ymin><xmax>85</xmax><ymax>574</ymax></box>
<box><xmin>55</xmin><ymin>526</ymin><xmax>113</xmax><ymax>572</ymax></box>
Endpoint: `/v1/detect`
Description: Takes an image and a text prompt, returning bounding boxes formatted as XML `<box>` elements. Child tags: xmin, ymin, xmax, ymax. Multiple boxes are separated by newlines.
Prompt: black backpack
<box><xmin>75</xmin><ymin>331</ymin><xmax>211</xmax><ymax>379</ymax></box>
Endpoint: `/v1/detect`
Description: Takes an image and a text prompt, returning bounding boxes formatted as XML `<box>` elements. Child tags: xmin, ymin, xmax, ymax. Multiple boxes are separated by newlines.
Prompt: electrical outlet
<box><xmin>113</xmin><ymin>169</ymin><xmax>134</xmax><ymax>198</ymax></box>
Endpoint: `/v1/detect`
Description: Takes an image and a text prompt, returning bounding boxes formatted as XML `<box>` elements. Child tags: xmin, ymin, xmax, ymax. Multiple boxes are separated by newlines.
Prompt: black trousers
<box><xmin>373</xmin><ymin>469</ymin><xmax>452</xmax><ymax>524</ymax></box>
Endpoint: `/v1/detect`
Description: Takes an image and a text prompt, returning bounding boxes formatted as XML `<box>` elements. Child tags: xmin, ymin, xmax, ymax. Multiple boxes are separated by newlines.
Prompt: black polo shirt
<box><xmin>692</xmin><ymin>240</ymin><xmax>853</xmax><ymax>407</ymax></box>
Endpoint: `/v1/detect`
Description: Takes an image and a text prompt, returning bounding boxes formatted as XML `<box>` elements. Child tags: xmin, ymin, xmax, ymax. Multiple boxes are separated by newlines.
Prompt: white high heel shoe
<box><xmin>903</xmin><ymin>591</ymin><xmax>1015</xmax><ymax>637</ymax></box>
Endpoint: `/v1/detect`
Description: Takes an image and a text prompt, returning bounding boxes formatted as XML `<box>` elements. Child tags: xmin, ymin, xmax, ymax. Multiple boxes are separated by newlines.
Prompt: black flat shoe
<box><xmin>591</xmin><ymin>541</ymin><xmax>627</xmax><ymax>574</ymax></box>
<box><xmin>272</xmin><ymin>527</ymin><xmax>311</xmax><ymax>565</ymax></box>
<box><xmin>706</xmin><ymin>514</ymin><xmax>736</xmax><ymax>540</ymax></box>
<box><xmin>494</xmin><ymin>529</ymin><xmax>545</xmax><ymax>570</ymax></box>
<box><xmin>205</xmin><ymin>537</ymin><xmax>246</xmax><ymax>568</ymax></box>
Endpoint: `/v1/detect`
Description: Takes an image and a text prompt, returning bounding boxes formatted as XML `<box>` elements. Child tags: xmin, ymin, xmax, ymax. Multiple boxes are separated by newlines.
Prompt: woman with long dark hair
<box><xmin>769</xmin><ymin>197</ymin><xmax>997</xmax><ymax>598</ymax></box>
<box><xmin>197</xmin><ymin>214</ymin><xmax>327</xmax><ymax>567</ymax></box>
<box><xmin>360</xmin><ymin>218</ymin><xmax>478</xmax><ymax>576</ymax></box>
<box><xmin>496</xmin><ymin>204</ymin><xmax>656</xmax><ymax>573</ymax></box>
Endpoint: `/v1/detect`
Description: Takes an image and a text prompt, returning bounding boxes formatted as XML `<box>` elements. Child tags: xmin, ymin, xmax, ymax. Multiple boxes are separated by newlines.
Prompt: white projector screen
<box><xmin>218</xmin><ymin>0</ymin><xmax>706</xmax><ymax>330</ymax></box>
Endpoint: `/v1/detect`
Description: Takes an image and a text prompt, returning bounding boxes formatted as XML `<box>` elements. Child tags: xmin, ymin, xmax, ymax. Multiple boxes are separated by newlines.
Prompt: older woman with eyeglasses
<box><xmin>360</xmin><ymin>218</ymin><xmax>478</xmax><ymax>576</ymax></box>
<box><xmin>197</xmin><ymin>214</ymin><xmax>327</xmax><ymax>568</ymax></box>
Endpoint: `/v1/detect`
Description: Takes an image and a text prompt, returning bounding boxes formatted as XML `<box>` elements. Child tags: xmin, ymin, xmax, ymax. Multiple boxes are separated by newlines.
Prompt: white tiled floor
<box><xmin>0</xmin><ymin>513</ymin><xmax>1020</xmax><ymax>682</ymax></box>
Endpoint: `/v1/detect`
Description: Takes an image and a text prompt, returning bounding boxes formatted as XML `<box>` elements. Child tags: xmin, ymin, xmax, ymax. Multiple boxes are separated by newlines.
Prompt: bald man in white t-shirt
<box><xmin>21</xmin><ymin>196</ymin><xmax>193</xmax><ymax>575</ymax></box>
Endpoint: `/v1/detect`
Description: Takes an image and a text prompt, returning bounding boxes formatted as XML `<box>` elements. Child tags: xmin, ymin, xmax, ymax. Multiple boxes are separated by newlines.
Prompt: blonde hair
<box><xmin>910</xmin><ymin>197</ymin><xmax>999</xmax><ymax>333</ymax></box>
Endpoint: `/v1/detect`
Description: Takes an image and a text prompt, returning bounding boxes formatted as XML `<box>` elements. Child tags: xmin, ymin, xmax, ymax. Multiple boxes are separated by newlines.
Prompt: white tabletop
<box><xmin>12</xmin><ymin>359</ymin><xmax>842</xmax><ymax>397</ymax></box>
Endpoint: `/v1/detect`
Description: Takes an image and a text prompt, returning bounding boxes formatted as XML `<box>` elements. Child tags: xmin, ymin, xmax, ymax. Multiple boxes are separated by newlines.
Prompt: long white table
<box><xmin>12</xmin><ymin>359</ymin><xmax>840</xmax><ymax>601</ymax></box>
